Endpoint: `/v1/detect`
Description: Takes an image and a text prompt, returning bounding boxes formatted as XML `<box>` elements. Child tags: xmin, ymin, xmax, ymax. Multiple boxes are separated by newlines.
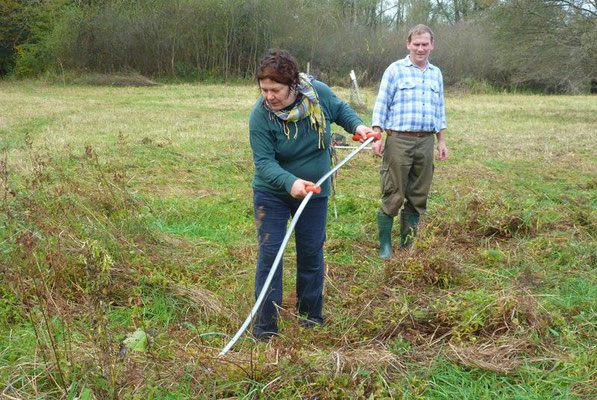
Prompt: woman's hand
<box><xmin>354</xmin><ymin>125</ymin><xmax>374</xmax><ymax>141</ymax></box>
<box><xmin>290</xmin><ymin>179</ymin><xmax>316</xmax><ymax>199</ymax></box>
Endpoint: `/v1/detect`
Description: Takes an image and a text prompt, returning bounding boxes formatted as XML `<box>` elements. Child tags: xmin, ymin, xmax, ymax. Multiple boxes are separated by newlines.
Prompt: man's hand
<box><xmin>437</xmin><ymin>141</ymin><xmax>448</xmax><ymax>161</ymax></box>
<box><xmin>436</xmin><ymin>130</ymin><xmax>448</xmax><ymax>161</ymax></box>
<box><xmin>372</xmin><ymin>137</ymin><xmax>385</xmax><ymax>157</ymax></box>
<box><xmin>290</xmin><ymin>179</ymin><xmax>316</xmax><ymax>199</ymax></box>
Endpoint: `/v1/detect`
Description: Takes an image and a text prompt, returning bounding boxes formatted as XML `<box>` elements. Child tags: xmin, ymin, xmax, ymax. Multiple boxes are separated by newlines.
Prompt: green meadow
<box><xmin>1</xmin><ymin>81</ymin><xmax>596</xmax><ymax>399</ymax></box>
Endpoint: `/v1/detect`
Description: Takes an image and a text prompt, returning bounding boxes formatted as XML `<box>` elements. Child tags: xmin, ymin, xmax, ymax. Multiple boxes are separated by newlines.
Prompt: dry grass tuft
<box><xmin>447</xmin><ymin>339</ymin><xmax>529</xmax><ymax>373</ymax></box>
<box><xmin>169</xmin><ymin>283</ymin><xmax>228</xmax><ymax>318</ymax></box>
<box><xmin>313</xmin><ymin>345</ymin><xmax>405</xmax><ymax>376</ymax></box>
<box><xmin>483</xmin><ymin>289</ymin><xmax>552</xmax><ymax>338</ymax></box>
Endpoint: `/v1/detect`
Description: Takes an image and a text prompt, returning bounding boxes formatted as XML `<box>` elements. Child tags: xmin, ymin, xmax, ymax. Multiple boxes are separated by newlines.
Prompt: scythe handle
<box><xmin>352</xmin><ymin>132</ymin><xmax>381</xmax><ymax>142</ymax></box>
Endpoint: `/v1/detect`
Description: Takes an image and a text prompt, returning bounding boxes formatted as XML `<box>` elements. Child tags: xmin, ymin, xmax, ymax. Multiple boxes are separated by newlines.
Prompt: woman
<box><xmin>249</xmin><ymin>49</ymin><xmax>373</xmax><ymax>340</ymax></box>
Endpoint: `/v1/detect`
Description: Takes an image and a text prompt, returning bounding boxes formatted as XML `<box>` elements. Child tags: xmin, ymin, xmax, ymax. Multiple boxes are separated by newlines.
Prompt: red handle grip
<box><xmin>352</xmin><ymin>132</ymin><xmax>382</xmax><ymax>141</ymax></box>
<box><xmin>305</xmin><ymin>185</ymin><xmax>321</xmax><ymax>194</ymax></box>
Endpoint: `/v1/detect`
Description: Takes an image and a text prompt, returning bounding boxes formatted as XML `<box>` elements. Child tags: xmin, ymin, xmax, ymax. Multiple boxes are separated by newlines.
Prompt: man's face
<box><xmin>407</xmin><ymin>32</ymin><xmax>434</xmax><ymax>68</ymax></box>
<box><xmin>259</xmin><ymin>78</ymin><xmax>294</xmax><ymax>111</ymax></box>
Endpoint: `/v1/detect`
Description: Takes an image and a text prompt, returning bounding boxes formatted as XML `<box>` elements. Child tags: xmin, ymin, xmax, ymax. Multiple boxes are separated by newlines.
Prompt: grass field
<box><xmin>1</xmin><ymin>81</ymin><xmax>596</xmax><ymax>399</ymax></box>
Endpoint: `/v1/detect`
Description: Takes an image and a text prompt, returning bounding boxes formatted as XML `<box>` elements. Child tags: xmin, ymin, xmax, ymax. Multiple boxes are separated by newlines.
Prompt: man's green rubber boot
<box><xmin>400</xmin><ymin>212</ymin><xmax>420</xmax><ymax>249</ymax></box>
<box><xmin>377</xmin><ymin>211</ymin><xmax>393</xmax><ymax>259</ymax></box>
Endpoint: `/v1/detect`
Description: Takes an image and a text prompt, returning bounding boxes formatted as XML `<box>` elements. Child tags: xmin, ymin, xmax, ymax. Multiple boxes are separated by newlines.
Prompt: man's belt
<box><xmin>386</xmin><ymin>130</ymin><xmax>434</xmax><ymax>138</ymax></box>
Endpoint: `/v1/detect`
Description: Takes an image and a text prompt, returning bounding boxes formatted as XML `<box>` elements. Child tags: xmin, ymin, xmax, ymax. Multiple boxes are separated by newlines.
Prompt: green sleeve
<box><xmin>249</xmin><ymin>107</ymin><xmax>297</xmax><ymax>193</ymax></box>
<box><xmin>314</xmin><ymin>81</ymin><xmax>363</xmax><ymax>134</ymax></box>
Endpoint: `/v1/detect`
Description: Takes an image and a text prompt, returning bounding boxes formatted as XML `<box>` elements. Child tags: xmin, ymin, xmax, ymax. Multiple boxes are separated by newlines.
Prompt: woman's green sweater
<box><xmin>249</xmin><ymin>80</ymin><xmax>363</xmax><ymax>198</ymax></box>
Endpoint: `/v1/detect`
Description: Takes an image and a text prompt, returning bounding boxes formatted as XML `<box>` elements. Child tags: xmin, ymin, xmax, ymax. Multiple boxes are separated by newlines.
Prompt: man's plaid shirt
<box><xmin>372</xmin><ymin>56</ymin><xmax>447</xmax><ymax>133</ymax></box>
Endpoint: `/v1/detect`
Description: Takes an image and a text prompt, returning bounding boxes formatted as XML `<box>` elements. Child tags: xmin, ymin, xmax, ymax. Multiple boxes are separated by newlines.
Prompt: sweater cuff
<box><xmin>283</xmin><ymin>175</ymin><xmax>298</xmax><ymax>194</ymax></box>
<box><xmin>351</xmin><ymin>119</ymin><xmax>364</xmax><ymax>134</ymax></box>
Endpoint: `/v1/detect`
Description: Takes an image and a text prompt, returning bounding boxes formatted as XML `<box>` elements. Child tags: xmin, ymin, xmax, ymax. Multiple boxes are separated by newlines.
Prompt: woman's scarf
<box><xmin>264</xmin><ymin>73</ymin><xmax>326</xmax><ymax>148</ymax></box>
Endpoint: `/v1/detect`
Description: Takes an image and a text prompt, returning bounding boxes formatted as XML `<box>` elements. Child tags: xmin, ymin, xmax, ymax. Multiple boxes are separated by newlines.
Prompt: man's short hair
<box><xmin>407</xmin><ymin>24</ymin><xmax>434</xmax><ymax>43</ymax></box>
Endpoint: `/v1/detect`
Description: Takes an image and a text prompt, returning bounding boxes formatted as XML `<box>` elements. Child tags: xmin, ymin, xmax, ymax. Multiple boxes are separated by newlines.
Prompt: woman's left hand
<box><xmin>354</xmin><ymin>125</ymin><xmax>374</xmax><ymax>142</ymax></box>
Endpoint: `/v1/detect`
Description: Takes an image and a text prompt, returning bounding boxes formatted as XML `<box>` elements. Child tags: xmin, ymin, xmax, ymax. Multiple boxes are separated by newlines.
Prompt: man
<box><xmin>371</xmin><ymin>24</ymin><xmax>448</xmax><ymax>258</ymax></box>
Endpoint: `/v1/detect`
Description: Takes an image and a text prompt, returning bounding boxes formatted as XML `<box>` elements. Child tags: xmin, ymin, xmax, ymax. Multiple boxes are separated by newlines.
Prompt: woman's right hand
<box><xmin>290</xmin><ymin>179</ymin><xmax>316</xmax><ymax>199</ymax></box>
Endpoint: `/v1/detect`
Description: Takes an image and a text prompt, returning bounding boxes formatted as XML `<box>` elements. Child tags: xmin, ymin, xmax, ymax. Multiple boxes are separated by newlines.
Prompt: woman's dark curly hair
<box><xmin>256</xmin><ymin>49</ymin><xmax>299</xmax><ymax>89</ymax></box>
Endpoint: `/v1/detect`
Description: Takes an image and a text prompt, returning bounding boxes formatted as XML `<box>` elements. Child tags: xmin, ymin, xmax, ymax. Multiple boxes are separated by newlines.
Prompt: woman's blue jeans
<box><xmin>252</xmin><ymin>188</ymin><xmax>327</xmax><ymax>337</ymax></box>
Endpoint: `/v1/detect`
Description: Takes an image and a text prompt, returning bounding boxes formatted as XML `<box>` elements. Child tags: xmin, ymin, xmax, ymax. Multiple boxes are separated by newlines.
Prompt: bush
<box><xmin>10</xmin><ymin>1</ymin><xmax>74</xmax><ymax>77</ymax></box>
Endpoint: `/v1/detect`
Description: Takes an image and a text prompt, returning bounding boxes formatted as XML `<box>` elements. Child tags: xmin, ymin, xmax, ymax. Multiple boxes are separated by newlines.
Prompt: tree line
<box><xmin>1</xmin><ymin>0</ymin><xmax>596</xmax><ymax>92</ymax></box>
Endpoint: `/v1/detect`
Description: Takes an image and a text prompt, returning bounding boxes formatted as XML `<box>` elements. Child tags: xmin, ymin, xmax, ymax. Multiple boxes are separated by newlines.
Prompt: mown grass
<box><xmin>1</xmin><ymin>80</ymin><xmax>596</xmax><ymax>399</ymax></box>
